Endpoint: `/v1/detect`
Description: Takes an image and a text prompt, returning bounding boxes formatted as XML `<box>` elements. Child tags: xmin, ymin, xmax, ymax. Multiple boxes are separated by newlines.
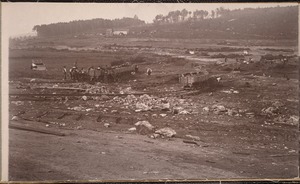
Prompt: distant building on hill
<box><xmin>106</xmin><ymin>29</ymin><xmax>129</xmax><ymax>36</ymax></box>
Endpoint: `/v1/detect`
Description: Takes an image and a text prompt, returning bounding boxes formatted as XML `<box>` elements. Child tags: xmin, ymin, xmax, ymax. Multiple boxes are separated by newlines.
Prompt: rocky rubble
<box><xmin>111</xmin><ymin>94</ymin><xmax>196</xmax><ymax>114</ymax></box>
<box><xmin>154</xmin><ymin>127</ymin><xmax>177</xmax><ymax>138</ymax></box>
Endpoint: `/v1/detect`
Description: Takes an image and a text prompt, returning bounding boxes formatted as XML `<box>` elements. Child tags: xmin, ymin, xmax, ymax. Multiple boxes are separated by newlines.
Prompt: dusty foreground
<box><xmin>9</xmin><ymin>125</ymin><xmax>298</xmax><ymax>181</ymax></box>
<box><xmin>10</xmin><ymin>128</ymin><xmax>242</xmax><ymax>181</ymax></box>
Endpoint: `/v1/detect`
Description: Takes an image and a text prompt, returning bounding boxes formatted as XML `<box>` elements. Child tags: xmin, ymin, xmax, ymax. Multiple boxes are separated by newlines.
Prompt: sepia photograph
<box><xmin>2</xmin><ymin>2</ymin><xmax>299</xmax><ymax>181</ymax></box>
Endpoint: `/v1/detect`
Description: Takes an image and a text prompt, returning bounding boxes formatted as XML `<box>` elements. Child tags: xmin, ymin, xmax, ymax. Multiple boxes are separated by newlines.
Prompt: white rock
<box><xmin>150</xmin><ymin>133</ymin><xmax>160</xmax><ymax>139</ymax></box>
<box><xmin>72</xmin><ymin>106</ymin><xmax>83</xmax><ymax>111</ymax></box>
<box><xmin>136</xmin><ymin>102</ymin><xmax>151</xmax><ymax>111</ymax></box>
<box><xmin>11</xmin><ymin>116</ymin><xmax>19</xmax><ymax>121</ymax></box>
<box><xmin>186</xmin><ymin>134</ymin><xmax>200</xmax><ymax>141</ymax></box>
<box><xmin>135</xmin><ymin>121</ymin><xmax>154</xmax><ymax>130</ymax></box>
<box><xmin>179</xmin><ymin>110</ymin><xmax>190</xmax><ymax>115</ymax></box>
<box><xmin>128</xmin><ymin>127</ymin><xmax>137</xmax><ymax>132</ymax></box>
<box><xmin>82</xmin><ymin>96</ymin><xmax>88</xmax><ymax>101</ymax></box>
<box><xmin>289</xmin><ymin>115</ymin><xmax>299</xmax><ymax>124</ymax></box>
<box><xmin>155</xmin><ymin>127</ymin><xmax>176</xmax><ymax>138</ymax></box>
<box><xmin>202</xmin><ymin>107</ymin><xmax>210</xmax><ymax>112</ymax></box>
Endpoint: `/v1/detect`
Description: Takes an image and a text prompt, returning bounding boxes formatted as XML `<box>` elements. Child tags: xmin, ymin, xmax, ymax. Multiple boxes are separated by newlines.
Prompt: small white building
<box><xmin>106</xmin><ymin>29</ymin><xmax>129</xmax><ymax>36</ymax></box>
<box><xmin>113</xmin><ymin>30</ymin><xmax>128</xmax><ymax>36</ymax></box>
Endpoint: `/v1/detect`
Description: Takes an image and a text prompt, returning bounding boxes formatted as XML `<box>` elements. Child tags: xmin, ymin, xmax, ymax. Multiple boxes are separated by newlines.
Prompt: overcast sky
<box><xmin>2</xmin><ymin>3</ymin><xmax>297</xmax><ymax>37</ymax></box>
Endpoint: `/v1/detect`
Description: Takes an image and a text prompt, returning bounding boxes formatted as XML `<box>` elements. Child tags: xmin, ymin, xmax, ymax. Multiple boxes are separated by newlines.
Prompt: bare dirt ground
<box><xmin>8</xmin><ymin>37</ymin><xmax>299</xmax><ymax>181</ymax></box>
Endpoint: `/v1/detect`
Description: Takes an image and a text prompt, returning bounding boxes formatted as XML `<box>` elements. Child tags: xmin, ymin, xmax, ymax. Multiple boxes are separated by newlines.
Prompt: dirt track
<box><xmin>9</xmin><ymin>125</ymin><xmax>298</xmax><ymax>181</ymax></box>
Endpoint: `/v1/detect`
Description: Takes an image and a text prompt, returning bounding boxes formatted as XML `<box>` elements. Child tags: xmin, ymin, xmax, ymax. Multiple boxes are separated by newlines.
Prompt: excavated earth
<box><xmin>8</xmin><ymin>39</ymin><xmax>299</xmax><ymax>181</ymax></box>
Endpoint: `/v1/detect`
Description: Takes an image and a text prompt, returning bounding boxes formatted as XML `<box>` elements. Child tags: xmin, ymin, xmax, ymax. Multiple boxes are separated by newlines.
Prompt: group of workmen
<box><xmin>63</xmin><ymin>62</ymin><xmax>141</xmax><ymax>83</ymax></box>
<box><xmin>63</xmin><ymin>62</ymin><xmax>116</xmax><ymax>82</ymax></box>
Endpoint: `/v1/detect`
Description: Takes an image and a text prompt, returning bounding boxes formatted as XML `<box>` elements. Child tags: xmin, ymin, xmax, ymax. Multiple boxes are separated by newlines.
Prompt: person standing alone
<box><xmin>63</xmin><ymin>66</ymin><xmax>67</xmax><ymax>80</ymax></box>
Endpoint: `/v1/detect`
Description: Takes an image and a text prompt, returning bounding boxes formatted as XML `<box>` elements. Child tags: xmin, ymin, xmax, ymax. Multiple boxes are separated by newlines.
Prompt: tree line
<box><xmin>33</xmin><ymin>17</ymin><xmax>145</xmax><ymax>37</ymax></box>
<box><xmin>32</xmin><ymin>6</ymin><xmax>298</xmax><ymax>40</ymax></box>
<box><xmin>150</xmin><ymin>6</ymin><xmax>298</xmax><ymax>39</ymax></box>
<box><xmin>153</xmin><ymin>7</ymin><xmax>231</xmax><ymax>24</ymax></box>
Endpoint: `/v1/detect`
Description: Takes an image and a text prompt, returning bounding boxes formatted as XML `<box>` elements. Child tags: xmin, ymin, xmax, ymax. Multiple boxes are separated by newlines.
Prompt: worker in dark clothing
<box><xmin>147</xmin><ymin>68</ymin><xmax>152</xmax><ymax>76</ymax></box>
<box><xmin>63</xmin><ymin>66</ymin><xmax>67</xmax><ymax>80</ymax></box>
<box><xmin>95</xmin><ymin>66</ymin><xmax>101</xmax><ymax>82</ymax></box>
<box><xmin>88</xmin><ymin>66</ymin><xmax>95</xmax><ymax>82</ymax></box>
<box><xmin>103</xmin><ymin>65</ymin><xmax>109</xmax><ymax>83</ymax></box>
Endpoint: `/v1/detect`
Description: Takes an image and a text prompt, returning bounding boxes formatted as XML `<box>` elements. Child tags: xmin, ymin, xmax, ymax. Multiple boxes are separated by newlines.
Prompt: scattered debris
<box><xmin>155</xmin><ymin>127</ymin><xmax>176</xmax><ymax>138</ymax></box>
<box><xmin>136</xmin><ymin>102</ymin><xmax>151</xmax><ymax>111</ymax></box>
<box><xmin>202</xmin><ymin>107</ymin><xmax>210</xmax><ymax>112</ymax></box>
<box><xmin>185</xmin><ymin>135</ymin><xmax>201</xmax><ymax>141</ymax></box>
<box><xmin>221</xmin><ymin>89</ymin><xmax>239</xmax><ymax>94</ymax></box>
<box><xmin>85</xmin><ymin>108</ymin><xmax>93</xmax><ymax>112</ymax></box>
<box><xmin>183</xmin><ymin>140</ymin><xmax>199</xmax><ymax>146</ymax></box>
<box><xmin>226</xmin><ymin>109</ymin><xmax>239</xmax><ymax>116</ymax></box>
<box><xmin>82</xmin><ymin>95</ymin><xmax>88</xmax><ymax>101</ymax></box>
<box><xmin>149</xmin><ymin>133</ymin><xmax>160</xmax><ymax>139</ymax></box>
<box><xmin>289</xmin><ymin>115</ymin><xmax>299</xmax><ymax>125</ymax></box>
<box><xmin>178</xmin><ymin>110</ymin><xmax>189</xmax><ymax>115</ymax></box>
<box><xmin>212</xmin><ymin>105</ymin><xmax>227</xmax><ymax>114</ymax></box>
<box><xmin>274</xmin><ymin>115</ymin><xmax>299</xmax><ymax>126</ymax></box>
<box><xmin>128</xmin><ymin>127</ymin><xmax>137</xmax><ymax>132</ymax></box>
<box><xmin>71</xmin><ymin>106</ymin><xmax>84</xmax><ymax>111</ymax></box>
<box><xmin>11</xmin><ymin>116</ymin><xmax>19</xmax><ymax>121</ymax></box>
<box><xmin>100</xmin><ymin>95</ymin><xmax>110</xmax><ymax>101</ymax></box>
<box><xmin>262</xmin><ymin>106</ymin><xmax>278</xmax><ymax>116</ymax></box>
<box><xmin>104</xmin><ymin>123</ymin><xmax>110</xmax><ymax>128</ymax></box>
<box><xmin>189</xmin><ymin>50</ymin><xmax>195</xmax><ymax>55</ymax></box>
<box><xmin>135</xmin><ymin>121</ymin><xmax>154</xmax><ymax>130</ymax></box>
<box><xmin>160</xmin><ymin>113</ymin><xmax>167</xmax><ymax>117</ymax></box>
<box><xmin>11</xmin><ymin>101</ymin><xmax>24</xmax><ymax>106</ymax></box>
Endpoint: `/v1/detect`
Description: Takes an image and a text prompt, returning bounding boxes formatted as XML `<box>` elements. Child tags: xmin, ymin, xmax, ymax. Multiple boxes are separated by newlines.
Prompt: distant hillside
<box><xmin>33</xmin><ymin>17</ymin><xmax>145</xmax><ymax>37</ymax></box>
<box><xmin>133</xmin><ymin>6</ymin><xmax>298</xmax><ymax>40</ymax></box>
<box><xmin>32</xmin><ymin>6</ymin><xmax>298</xmax><ymax>40</ymax></box>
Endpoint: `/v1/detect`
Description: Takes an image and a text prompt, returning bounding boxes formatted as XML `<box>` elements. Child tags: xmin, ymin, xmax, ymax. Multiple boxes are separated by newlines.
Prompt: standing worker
<box><xmin>135</xmin><ymin>65</ymin><xmax>139</xmax><ymax>73</ymax></box>
<box><xmin>146</xmin><ymin>68</ymin><xmax>152</xmax><ymax>76</ymax></box>
<box><xmin>103</xmin><ymin>65</ymin><xmax>109</xmax><ymax>83</ymax></box>
<box><xmin>95</xmin><ymin>66</ymin><xmax>101</xmax><ymax>82</ymax></box>
<box><xmin>74</xmin><ymin>61</ymin><xmax>78</xmax><ymax>69</ymax></box>
<box><xmin>88</xmin><ymin>66</ymin><xmax>95</xmax><ymax>82</ymax></box>
<box><xmin>63</xmin><ymin>66</ymin><xmax>67</xmax><ymax>80</ymax></box>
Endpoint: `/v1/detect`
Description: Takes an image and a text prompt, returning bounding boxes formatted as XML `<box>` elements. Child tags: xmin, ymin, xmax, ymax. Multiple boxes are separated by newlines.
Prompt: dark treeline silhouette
<box><xmin>33</xmin><ymin>17</ymin><xmax>145</xmax><ymax>37</ymax></box>
<box><xmin>153</xmin><ymin>7</ymin><xmax>229</xmax><ymax>24</ymax></box>
<box><xmin>149</xmin><ymin>6</ymin><xmax>298</xmax><ymax>39</ymax></box>
<box><xmin>32</xmin><ymin>6</ymin><xmax>298</xmax><ymax>40</ymax></box>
